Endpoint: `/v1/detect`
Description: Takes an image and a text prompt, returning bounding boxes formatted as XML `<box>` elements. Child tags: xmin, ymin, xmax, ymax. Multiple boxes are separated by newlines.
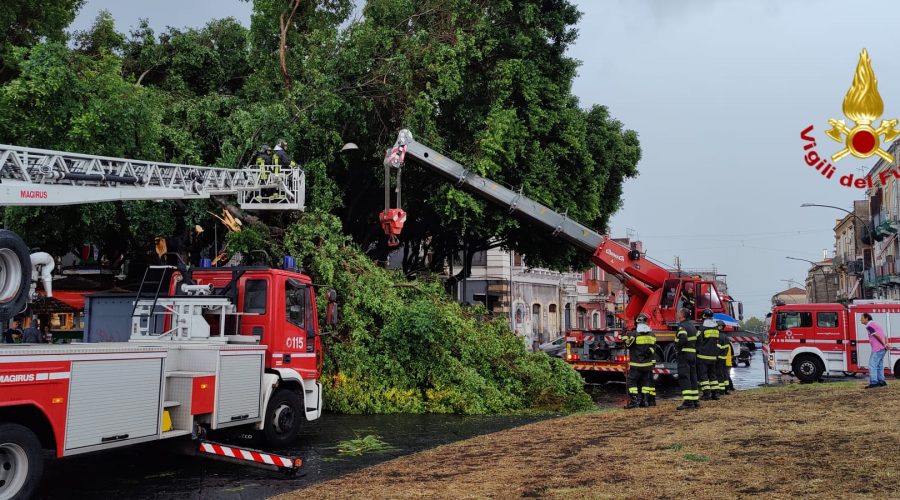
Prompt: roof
<box><xmin>774</xmin><ymin>287</ymin><xmax>806</xmax><ymax>296</ymax></box>
<box><xmin>773</xmin><ymin>303</ymin><xmax>847</xmax><ymax>311</ymax></box>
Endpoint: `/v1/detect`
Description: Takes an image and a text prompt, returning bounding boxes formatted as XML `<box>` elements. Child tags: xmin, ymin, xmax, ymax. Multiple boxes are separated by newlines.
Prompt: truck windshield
<box><xmin>286</xmin><ymin>281</ymin><xmax>307</xmax><ymax>329</ymax></box>
<box><xmin>776</xmin><ymin>311</ymin><xmax>812</xmax><ymax>330</ymax></box>
<box><xmin>696</xmin><ymin>283</ymin><xmax>722</xmax><ymax>310</ymax></box>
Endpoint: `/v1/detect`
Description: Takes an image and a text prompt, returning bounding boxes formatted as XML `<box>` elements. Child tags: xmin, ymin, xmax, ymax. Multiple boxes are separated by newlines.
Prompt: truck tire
<box><xmin>0</xmin><ymin>423</ymin><xmax>43</xmax><ymax>500</ymax></box>
<box><xmin>792</xmin><ymin>355</ymin><xmax>824</xmax><ymax>383</ymax></box>
<box><xmin>0</xmin><ymin>230</ymin><xmax>31</xmax><ymax>321</ymax></box>
<box><xmin>894</xmin><ymin>360</ymin><xmax>900</xmax><ymax>380</ymax></box>
<box><xmin>263</xmin><ymin>389</ymin><xmax>303</xmax><ymax>448</ymax></box>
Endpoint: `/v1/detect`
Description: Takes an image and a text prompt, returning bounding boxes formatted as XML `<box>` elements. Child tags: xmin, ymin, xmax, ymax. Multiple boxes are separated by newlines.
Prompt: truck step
<box><xmin>164</xmin><ymin>400</ymin><xmax>182</xmax><ymax>408</ymax></box>
<box><xmin>161</xmin><ymin>429</ymin><xmax>192</xmax><ymax>438</ymax></box>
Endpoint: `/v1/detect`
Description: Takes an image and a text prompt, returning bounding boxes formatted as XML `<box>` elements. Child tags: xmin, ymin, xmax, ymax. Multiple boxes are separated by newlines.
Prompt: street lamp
<box><xmin>800</xmin><ymin>203</ymin><xmax>871</xmax><ymax>299</ymax></box>
<box><xmin>786</xmin><ymin>256</ymin><xmax>833</xmax><ymax>302</ymax></box>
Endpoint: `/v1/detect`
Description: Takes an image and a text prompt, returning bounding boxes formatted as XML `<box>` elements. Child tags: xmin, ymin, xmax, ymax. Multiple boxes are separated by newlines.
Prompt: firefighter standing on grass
<box><xmin>675</xmin><ymin>307</ymin><xmax>699</xmax><ymax>410</ymax></box>
<box><xmin>624</xmin><ymin>314</ymin><xmax>656</xmax><ymax>409</ymax></box>
<box><xmin>697</xmin><ymin>308</ymin><xmax>721</xmax><ymax>401</ymax></box>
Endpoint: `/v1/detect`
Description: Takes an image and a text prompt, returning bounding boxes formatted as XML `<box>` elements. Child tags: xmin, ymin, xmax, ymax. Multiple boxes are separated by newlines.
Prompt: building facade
<box><xmin>458</xmin><ymin>248</ymin><xmax>582</xmax><ymax>348</ymax></box>
<box><xmin>862</xmin><ymin>141</ymin><xmax>900</xmax><ymax>299</ymax></box>
<box><xmin>832</xmin><ymin>200</ymin><xmax>870</xmax><ymax>301</ymax></box>
<box><xmin>804</xmin><ymin>258</ymin><xmax>839</xmax><ymax>303</ymax></box>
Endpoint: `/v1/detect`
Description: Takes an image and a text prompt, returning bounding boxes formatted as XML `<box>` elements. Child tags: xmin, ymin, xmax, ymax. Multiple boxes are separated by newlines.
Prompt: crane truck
<box><xmin>378</xmin><ymin>129</ymin><xmax>758</xmax><ymax>376</ymax></box>
<box><xmin>0</xmin><ymin>144</ymin><xmax>332</xmax><ymax>499</ymax></box>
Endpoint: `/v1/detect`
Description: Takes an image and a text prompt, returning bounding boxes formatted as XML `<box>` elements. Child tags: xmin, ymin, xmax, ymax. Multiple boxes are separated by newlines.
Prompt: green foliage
<box><xmin>335</xmin><ymin>434</ymin><xmax>394</xmax><ymax>456</ymax></box>
<box><xmin>0</xmin><ymin>2</ymin><xmax>639</xmax><ymax>415</ymax></box>
<box><xmin>741</xmin><ymin>316</ymin><xmax>765</xmax><ymax>333</ymax></box>
<box><xmin>285</xmin><ymin>211</ymin><xmax>594</xmax><ymax>414</ymax></box>
<box><xmin>0</xmin><ymin>0</ymin><xmax>84</xmax><ymax>79</ymax></box>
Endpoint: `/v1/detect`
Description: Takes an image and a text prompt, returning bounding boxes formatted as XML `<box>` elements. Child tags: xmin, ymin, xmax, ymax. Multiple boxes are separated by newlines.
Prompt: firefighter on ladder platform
<box><xmin>697</xmin><ymin>308</ymin><xmax>721</xmax><ymax>401</ymax></box>
<box><xmin>675</xmin><ymin>307</ymin><xmax>700</xmax><ymax>410</ymax></box>
<box><xmin>624</xmin><ymin>314</ymin><xmax>656</xmax><ymax>409</ymax></box>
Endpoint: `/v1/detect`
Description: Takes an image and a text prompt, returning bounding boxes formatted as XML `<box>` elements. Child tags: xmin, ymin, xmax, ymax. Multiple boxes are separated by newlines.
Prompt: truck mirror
<box><xmin>738</xmin><ymin>303</ymin><xmax>744</xmax><ymax>321</ymax></box>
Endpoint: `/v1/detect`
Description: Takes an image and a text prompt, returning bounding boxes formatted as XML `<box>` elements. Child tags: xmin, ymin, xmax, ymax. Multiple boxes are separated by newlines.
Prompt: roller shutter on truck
<box><xmin>65</xmin><ymin>358</ymin><xmax>164</xmax><ymax>451</ymax></box>
<box><xmin>216</xmin><ymin>353</ymin><xmax>263</xmax><ymax>425</ymax></box>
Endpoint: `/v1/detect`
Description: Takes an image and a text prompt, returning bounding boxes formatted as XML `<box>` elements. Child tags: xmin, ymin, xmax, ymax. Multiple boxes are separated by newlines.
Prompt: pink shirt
<box><xmin>865</xmin><ymin>321</ymin><xmax>887</xmax><ymax>352</ymax></box>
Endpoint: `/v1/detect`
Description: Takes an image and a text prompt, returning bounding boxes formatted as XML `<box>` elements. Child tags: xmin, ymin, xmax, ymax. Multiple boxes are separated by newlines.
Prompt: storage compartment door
<box><xmin>217</xmin><ymin>354</ymin><xmax>262</xmax><ymax>424</ymax></box>
<box><xmin>65</xmin><ymin>358</ymin><xmax>163</xmax><ymax>450</ymax></box>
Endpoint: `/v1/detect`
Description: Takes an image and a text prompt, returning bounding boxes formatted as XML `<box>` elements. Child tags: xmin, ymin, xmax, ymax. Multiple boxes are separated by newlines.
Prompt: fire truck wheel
<box><xmin>0</xmin><ymin>230</ymin><xmax>31</xmax><ymax>320</ymax></box>
<box><xmin>264</xmin><ymin>389</ymin><xmax>303</xmax><ymax>447</ymax></box>
<box><xmin>0</xmin><ymin>423</ymin><xmax>42</xmax><ymax>500</ymax></box>
<box><xmin>894</xmin><ymin>360</ymin><xmax>900</xmax><ymax>380</ymax></box>
<box><xmin>792</xmin><ymin>355</ymin><xmax>824</xmax><ymax>383</ymax></box>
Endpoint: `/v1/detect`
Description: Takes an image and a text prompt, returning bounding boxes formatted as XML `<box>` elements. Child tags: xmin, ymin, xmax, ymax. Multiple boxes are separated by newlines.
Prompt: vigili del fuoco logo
<box><xmin>801</xmin><ymin>49</ymin><xmax>900</xmax><ymax>188</ymax></box>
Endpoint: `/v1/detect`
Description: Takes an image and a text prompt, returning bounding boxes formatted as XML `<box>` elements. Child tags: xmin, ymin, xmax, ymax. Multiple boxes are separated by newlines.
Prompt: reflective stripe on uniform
<box><xmin>628</xmin><ymin>387</ymin><xmax>638</xmax><ymax>394</ymax></box>
<box><xmin>630</xmin><ymin>361</ymin><xmax>655</xmax><ymax>368</ymax></box>
<box><xmin>636</xmin><ymin>335</ymin><xmax>655</xmax><ymax>345</ymax></box>
<box><xmin>697</xmin><ymin>354</ymin><xmax>717</xmax><ymax>360</ymax></box>
<box><xmin>682</xmin><ymin>348</ymin><xmax>696</xmax><ymax>353</ymax></box>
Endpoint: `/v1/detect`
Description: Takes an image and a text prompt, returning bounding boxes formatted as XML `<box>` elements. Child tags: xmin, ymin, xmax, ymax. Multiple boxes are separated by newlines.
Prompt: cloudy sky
<box><xmin>71</xmin><ymin>0</ymin><xmax>900</xmax><ymax>317</ymax></box>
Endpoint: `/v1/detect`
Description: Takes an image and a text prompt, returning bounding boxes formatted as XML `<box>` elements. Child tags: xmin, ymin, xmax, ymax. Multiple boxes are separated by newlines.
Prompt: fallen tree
<box><xmin>283</xmin><ymin>210</ymin><xmax>594</xmax><ymax>414</ymax></box>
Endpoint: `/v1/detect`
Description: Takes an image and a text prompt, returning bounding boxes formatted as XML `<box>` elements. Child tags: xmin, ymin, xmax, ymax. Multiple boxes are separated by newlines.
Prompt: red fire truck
<box><xmin>0</xmin><ymin>144</ymin><xmax>332</xmax><ymax>499</ymax></box>
<box><xmin>767</xmin><ymin>301</ymin><xmax>900</xmax><ymax>382</ymax></box>
<box><xmin>377</xmin><ymin>129</ymin><xmax>758</xmax><ymax>377</ymax></box>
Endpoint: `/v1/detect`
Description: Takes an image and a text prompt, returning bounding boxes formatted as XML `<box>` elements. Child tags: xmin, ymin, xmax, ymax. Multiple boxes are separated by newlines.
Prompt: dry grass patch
<box><xmin>281</xmin><ymin>382</ymin><xmax>900</xmax><ymax>499</ymax></box>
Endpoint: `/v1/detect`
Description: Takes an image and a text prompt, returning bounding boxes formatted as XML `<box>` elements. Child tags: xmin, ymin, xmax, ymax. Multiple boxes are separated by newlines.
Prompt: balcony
<box><xmin>873</xmin><ymin>219</ymin><xmax>898</xmax><ymax>239</ymax></box>
<box><xmin>832</xmin><ymin>253</ymin><xmax>849</xmax><ymax>269</ymax></box>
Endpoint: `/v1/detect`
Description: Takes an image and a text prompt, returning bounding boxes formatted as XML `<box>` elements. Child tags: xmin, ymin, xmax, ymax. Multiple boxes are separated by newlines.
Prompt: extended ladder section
<box><xmin>382</xmin><ymin>129</ymin><xmax>670</xmax><ymax>304</ymax></box>
<box><xmin>0</xmin><ymin>144</ymin><xmax>305</xmax><ymax>210</ymax></box>
<box><xmin>384</xmin><ymin>129</ymin><xmax>604</xmax><ymax>253</ymax></box>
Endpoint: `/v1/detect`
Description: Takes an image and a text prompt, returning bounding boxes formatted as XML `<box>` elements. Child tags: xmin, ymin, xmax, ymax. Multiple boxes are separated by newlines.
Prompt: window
<box><xmin>576</xmin><ymin>306</ymin><xmax>586</xmax><ymax>329</ymax></box>
<box><xmin>696</xmin><ymin>283</ymin><xmax>722</xmax><ymax>310</ymax></box>
<box><xmin>776</xmin><ymin>311</ymin><xmax>813</xmax><ymax>330</ymax></box>
<box><xmin>592</xmin><ymin>311</ymin><xmax>601</xmax><ymax>328</ymax></box>
<box><xmin>532</xmin><ymin>304</ymin><xmax>541</xmax><ymax>333</ymax></box>
<box><xmin>660</xmin><ymin>279</ymin><xmax>678</xmax><ymax>308</ymax></box>
<box><xmin>817</xmin><ymin>312</ymin><xmax>839</xmax><ymax>328</ymax></box>
<box><xmin>471</xmin><ymin>250</ymin><xmax>487</xmax><ymax>267</ymax></box>
<box><xmin>285</xmin><ymin>280</ymin><xmax>307</xmax><ymax>328</ymax></box>
<box><xmin>243</xmin><ymin>279</ymin><xmax>268</xmax><ymax>314</ymax></box>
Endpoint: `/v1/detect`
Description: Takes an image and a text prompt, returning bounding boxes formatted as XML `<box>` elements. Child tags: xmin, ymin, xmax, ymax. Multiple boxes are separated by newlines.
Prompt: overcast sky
<box><xmin>71</xmin><ymin>1</ymin><xmax>899</xmax><ymax>317</ymax></box>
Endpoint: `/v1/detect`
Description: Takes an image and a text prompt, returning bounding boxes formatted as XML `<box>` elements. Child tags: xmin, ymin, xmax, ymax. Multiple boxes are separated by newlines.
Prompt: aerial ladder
<box><xmin>379</xmin><ymin>129</ymin><xmax>755</xmax><ymax>373</ymax></box>
<box><xmin>0</xmin><ymin>143</ymin><xmax>305</xmax><ymax>320</ymax></box>
<box><xmin>0</xmin><ymin>144</ymin><xmax>304</xmax><ymax>209</ymax></box>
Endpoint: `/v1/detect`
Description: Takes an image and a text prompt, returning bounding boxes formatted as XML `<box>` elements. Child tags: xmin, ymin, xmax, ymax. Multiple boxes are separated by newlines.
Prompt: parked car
<box><xmin>539</xmin><ymin>337</ymin><xmax>566</xmax><ymax>358</ymax></box>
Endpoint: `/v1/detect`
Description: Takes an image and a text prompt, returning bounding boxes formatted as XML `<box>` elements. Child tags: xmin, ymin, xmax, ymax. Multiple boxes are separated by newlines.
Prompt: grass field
<box><xmin>283</xmin><ymin>382</ymin><xmax>900</xmax><ymax>498</ymax></box>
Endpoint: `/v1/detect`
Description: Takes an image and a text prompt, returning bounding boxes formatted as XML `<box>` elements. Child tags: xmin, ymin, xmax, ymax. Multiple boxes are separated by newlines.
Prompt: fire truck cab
<box><xmin>768</xmin><ymin>301</ymin><xmax>900</xmax><ymax>382</ymax></box>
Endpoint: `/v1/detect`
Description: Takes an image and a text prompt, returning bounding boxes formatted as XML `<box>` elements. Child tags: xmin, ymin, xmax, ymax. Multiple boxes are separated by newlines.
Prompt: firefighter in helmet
<box><xmin>716</xmin><ymin>320</ymin><xmax>734</xmax><ymax>394</ymax></box>
<box><xmin>624</xmin><ymin>313</ymin><xmax>657</xmax><ymax>409</ymax></box>
<box><xmin>697</xmin><ymin>308</ymin><xmax>721</xmax><ymax>401</ymax></box>
<box><xmin>675</xmin><ymin>307</ymin><xmax>699</xmax><ymax>410</ymax></box>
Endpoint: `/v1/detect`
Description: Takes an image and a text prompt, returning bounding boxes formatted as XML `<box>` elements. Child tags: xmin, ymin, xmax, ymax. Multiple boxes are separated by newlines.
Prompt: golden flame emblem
<box><xmin>826</xmin><ymin>49</ymin><xmax>899</xmax><ymax>162</ymax></box>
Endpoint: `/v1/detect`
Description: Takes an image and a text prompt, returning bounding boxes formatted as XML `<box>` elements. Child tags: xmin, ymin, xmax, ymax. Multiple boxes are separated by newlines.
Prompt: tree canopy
<box><xmin>0</xmin><ymin>0</ymin><xmax>640</xmax><ymax>276</ymax></box>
